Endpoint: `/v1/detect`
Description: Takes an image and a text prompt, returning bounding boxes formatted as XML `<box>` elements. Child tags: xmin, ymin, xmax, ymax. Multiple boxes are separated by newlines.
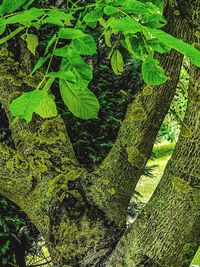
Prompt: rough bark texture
<box><xmin>107</xmin><ymin>36</ymin><xmax>200</xmax><ymax>267</ymax></box>
<box><xmin>91</xmin><ymin>0</ymin><xmax>190</xmax><ymax>223</ymax></box>
<box><xmin>0</xmin><ymin>0</ymin><xmax>199</xmax><ymax>266</ymax></box>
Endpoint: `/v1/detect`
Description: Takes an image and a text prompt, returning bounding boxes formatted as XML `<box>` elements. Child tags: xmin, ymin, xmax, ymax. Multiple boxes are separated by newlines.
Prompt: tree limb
<box><xmin>0</xmin><ymin>142</ymin><xmax>31</xmax><ymax>204</ymax></box>
<box><xmin>89</xmin><ymin>2</ymin><xmax>190</xmax><ymax>224</ymax></box>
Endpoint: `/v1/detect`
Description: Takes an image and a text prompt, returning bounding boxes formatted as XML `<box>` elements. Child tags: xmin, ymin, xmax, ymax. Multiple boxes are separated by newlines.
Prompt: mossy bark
<box><xmin>107</xmin><ymin>48</ymin><xmax>200</xmax><ymax>267</ymax></box>
<box><xmin>0</xmin><ymin>1</ymin><xmax>199</xmax><ymax>266</ymax></box>
<box><xmin>91</xmin><ymin>0</ymin><xmax>192</xmax><ymax>223</ymax></box>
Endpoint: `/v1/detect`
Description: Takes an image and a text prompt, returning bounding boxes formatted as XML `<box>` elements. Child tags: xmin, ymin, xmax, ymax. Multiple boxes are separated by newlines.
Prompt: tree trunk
<box><xmin>107</xmin><ymin>52</ymin><xmax>200</xmax><ymax>267</ymax></box>
<box><xmin>91</xmin><ymin>0</ymin><xmax>191</xmax><ymax>223</ymax></box>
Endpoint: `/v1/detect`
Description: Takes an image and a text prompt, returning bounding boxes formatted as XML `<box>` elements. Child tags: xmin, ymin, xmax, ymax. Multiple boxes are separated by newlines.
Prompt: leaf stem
<box><xmin>36</xmin><ymin>37</ymin><xmax>59</xmax><ymax>90</ymax></box>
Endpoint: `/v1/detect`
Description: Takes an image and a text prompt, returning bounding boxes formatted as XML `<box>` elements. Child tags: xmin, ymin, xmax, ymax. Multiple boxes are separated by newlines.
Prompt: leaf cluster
<box><xmin>0</xmin><ymin>0</ymin><xmax>199</xmax><ymax>122</ymax></box>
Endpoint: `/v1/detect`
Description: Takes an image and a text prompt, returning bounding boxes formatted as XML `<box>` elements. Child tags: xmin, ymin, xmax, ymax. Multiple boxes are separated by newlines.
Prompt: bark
<box><xmin>90</xmin><ymin>0</ymin><xmax>190</xmax><ymax>224</ymax></box>
<box><xmin>0</xmin><ymin>30</ymin><xmax>123</xmax><ymax>267</ymax></box>
<box><xmin>107</xmin><ymin>41</ymin><xmax>200</xmax><ymax>267</ymax></box>
<box><xmin>0</xmin><ymin>1</ymin><xmax>199</xmax><ymax>266</ymax></box>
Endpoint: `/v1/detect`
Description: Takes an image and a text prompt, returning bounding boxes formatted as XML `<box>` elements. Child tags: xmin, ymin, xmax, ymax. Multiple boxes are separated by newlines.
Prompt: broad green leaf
<box><xmin>104</xmin><ymin>29</ymin><xmax>112</xmax><ymax>47</ymax></box>
<box><xmin>59</xmin><ymin>79</ymin><xmax>99</xmax><ymax>120</ymax></box>
<box><xmin>48</xmin><ymin>70</ymin><xmax>76</xmax><ymax>83</ymax></box>
<box><xmin>54</xmin><ymin>46</ymin><xmax>69</xmax><ymax>57</ymax></box>
<box><xmin>104</xmin><ymin>6</ymin><xmax>119</xmax><ymax>15</ymax></box>
<box><xmin>42</xmin><ymin>17</ymin><xmax>64</xmax><ymax>27</ymax></box>
<box><xmin>9</xmin><ymin>90</ymin><xmax>44</xmax><ymax>122</ymax></box>
<box><xmin>72</xmin><ymin>35</ymin><xmax>96</xmax><ymax>55</ymax></box>
<box><xmin>6</xmin><ymin>8</ymin><xmax>45</xmax><ymax>27</ymax></box>
<box><xmin>147</xmin><ymin>39</ymin><xmax>171</xmax><ymax>53</ymax></box>
<box><xmin>142</xmin><ymin>14</ymin><xmax>166</xmax><ymax>28</ymax></box>
<box><xmin>0</xmin><ymin>18</ymin><xmax>6</xmax><ymax>35</ymax></box>
<box><xmin>84</xmin><ymin>6</ymin><xmax>104</xmax><ymax>23</ymax></box>
<box><xmin>0</xmin><ymin>27</ymin><xmax>24</xmax><ymax>45</ymax></box>
<box><xmin>35</xmin><ymin>94</ymin><xmax>58</xmax><ymax>119</ymax></box>
<box><xmin>31</xmin><ymin>54</ymin><xmax>51</xmax><ymax>74</ymax></box>
<box><xmin>147</xmin><ymin>28</ymin><xmax>200</xmax><ymax>67</ymax></box>
<box><xmin>54</xmin><ymin>47</ymin><xmax>93</xmax><ymax>88</ymax></box>
<box><xmin>142</xmin><ymin>55</ymin><xmax>168</xmax><ymax>85</ymax></box>
<box><xmin>46</xmin><ymin>9</ymin><xmax>74</xmax><ymax>24</ymax></box>
<box><xmin>123</xmin><ymin>0</ymin><xmax>148</xmax><ymax>14</ymax></box>
<box><xmin>108</xmin><ymin>17</ymin><xmax>141</xmax><ymax>34</ymax></box>
<box><xmin>58</xmin><ymin>28</ymin><xmax>85</xmax><ymax>39</ymax></box>
<box><xmin>0</xmin><ymin>0</ymin><xmax>27</xmax><ymax>15</ymax></box>
<box><xmin>111</xmin><ymin>49</ymin><xmax>124</xmax><ymax>75</ymax></box>
<box><xmin>23</xmin><ymin>33</ymin><xmax>38</xmax><ymax>55</ymax></box>
<box><xmin>47</xmin><ymin>9</ymin><xmax>74</xmax><ymax>20</ymax></box>
<box><xmin>124</xmin><ymin>35</ymin><xmax>144</xmax><ymax>58</ymax></box>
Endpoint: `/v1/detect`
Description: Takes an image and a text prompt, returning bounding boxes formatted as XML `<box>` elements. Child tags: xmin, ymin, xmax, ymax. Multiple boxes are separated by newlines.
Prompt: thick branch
<box><xmin>0</xmin><ymin>142</ymin><xmax>31</xmax><ymax>203</ymax></box>
<box><xmin>0</xmin><ymin>38</ymin><xmax>76</xmax><ymax>161</ymax></box>
<box><xmin>88</xmin><ymin>2</ymin><xmax>191</xmax><ymax>224</ymax></box>
<box><xmin>107</xmin><ymin>46</ymin><xmax>200</xmax><ymax>267</ymax></box>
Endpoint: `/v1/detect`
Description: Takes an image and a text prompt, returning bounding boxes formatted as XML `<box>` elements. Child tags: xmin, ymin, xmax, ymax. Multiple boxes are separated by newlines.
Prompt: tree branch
<box><xmin>107</xmin><ymin>63</ymin><xmax>200</xmax><ymax>267</ymax></box>
<box><xmin>0</xmin><ymin>142</ymin><xmax>32</xmax><ymax>204</ymax></box>
<box><xmin>0</xmin><ymin>39</ymin><xmax>76</xmax><ymax>161</ymax></box>
<box><xmin>87</xmin><ymin>6</ymin><xmax>190</xmax><ymax>224</ymax></box>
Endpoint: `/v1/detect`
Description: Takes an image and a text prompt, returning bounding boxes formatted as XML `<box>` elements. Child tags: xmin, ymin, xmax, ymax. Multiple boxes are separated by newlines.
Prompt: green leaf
<box><xmin>42</xmin><ymin>17</ymin><xmax>64</xmax><ymax>27</ymax></box>
<box><xmin>31</xmin><ymin>54</ymin><xmax>51</xmax><ymax>75</ymax></box>
<box><xmin>147</xmin><ymin>28</ymin><xmax>200</xmax><ymax>67</ymax></box>
<box><xmin>108</xmin><ymin>17</ymin><xmax>141</xmax><ymax>34</ymax></box>
<box><xmin>47</xmin><ymin>9</ymin><xmax>74</xmax><ymax>20</ymax></box>
<box><xmin>142</xmin><ymin>55</ymin><xmax>168</xmax><ymax>85</ymax></box>
<box><xmin>142</xmin><ymin>14</ymin><xmax>166</xmax><ymax>28</ymax></box>
<box><xmin>58</xmin><ymin>28</ymin><xmax>85</xmax><ymax>39</ymax></box>
<box><xmin>123</xmin><ymin>0</ymin><xmax>147</xmax><ymax>14</ymax></box>
<box><xmin>42</xmin><ymin>9</ymin><xmax>74</xmax><ymax>27</ymax></box>
<box><xmin>0</xmin><ymin>0</ymin><xmax>27</xmax><ymax>15</ymax></box>
<box><xmin>9</xmin><ymin>90</ymin><xmax>44</xmax><ymax>122</ymax></box>
<box><xmin>44</xmin><ymin>34</ymin><xmax>57</xmax><ymax>55</ymax></box>
<box><xmin>55</xmin><ymin>47</ymin><xmax>93</xmax><ymax>88</ymax></box>
<box><xmin>84</xmin><ymin>6</ymin><xmax>104</xmax><ymax>23</ymax></box>
<box><xmin>22</xmin><ymin>33</ymin><xmax>38</xmax><ymax>55</ymax></box>
<box><xmin>124</xmin><ymin>35</ymin><xmax>144</xmax><ymax>58</ymax></box>
<box><xmin>72</xmin><ymin>35</ymin><xmax>96</xmax><ymax>55</ymax></box>
<box><xmin>59</xmin><ymin>79</ymin><xmax>99</xmax><ymax>120</ymax></box>
<box><xmin>42</xmin><ymin>77</ymin><xmax>55</xmax><ymax>92</ymax></box>
<box><xmin>104</xmin><ymin>6</ymin><xmax>119</xmax><ymax>15</ymax></box>
<box><xmin>35</xmin><ymin>93</ymin><xmax>58</xmax><ymax>119</ymax></box>
<box><xmin>104</xmin><ymin>29</ymin><xmax>112</xmax><ymax>47</ymax></box>
<box><xmin>48</xmin><ymin>70</ymin><xmax>76</xmax><ymax>83</ymax></box>
<box><xmin>147</xmin><ymin>39</ymin><xmax>171</xmax><ymax>53</ymax></box>
<box><xmin>0</xmin><ymin>18</ymin><xmax>6</xmax><ymax>35</ymax></box>
<box><xmin>0</xmin><ymin>27</ymin><xmax>24</xmax><ymax>45</ymax></box>
<box><xmin>6</xmin><ymin>8</ymin><xmax>45</xmax><ymax>27</ymax></box>
<box><xmin>111</xmin><ymin>49</ymin><xmax>124</xmax><ymax>75</ymax></box>
<box><xmin>23</xmin><ymin>0</ymin><xmax>36</xmax><ymax>9</ymax></box>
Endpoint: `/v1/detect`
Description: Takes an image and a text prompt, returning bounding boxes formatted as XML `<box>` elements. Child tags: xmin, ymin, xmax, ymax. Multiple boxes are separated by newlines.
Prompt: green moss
<box><xmin>180</xmin><ymin>123</ymin><xmax>192</xmax><ymax>138</ymax></box>
<box><xmin>143</xmin><ymin>85</ymin><xmax>153</xmax><ymax>96</ymax></box>
<box><xmin>108</xmin><ymin>188</ymin><xmax>116</xmax><ymax>195</ymax></box>
<box><xmin>23</xmin><ymin>72</ymin><xmax>43</xmax><ymax>88</ymax></box>
<box><xmin>0</xmin><ymin>45</ymin><xmax>24</xmax><ymax>87</ymax></box>
<box><xmin>126</xmin><ymin>146</ymin><xmax>147</xmax><ymax>168</ymax></box>
<box><xmin>54</xmin><ymin>216</ymin><xmax>105</xmax><ymax>260</ymax></box>
<box><xmin>172</xmin><ymin>176</ymin><xmax>193</xmax><ymax>194</ymax></box>
<box><xmin>128</xmin><ymin>101</ymin><xmax>147</xmax><ymax>121</ymax></box>
<box><xmin>102</xmin><ymin>179</ymin><xmax>110</xmax><ymax>186</ymax></box>
<box><xmin>0</xmin><ymin>44</ymin><xmax>43</xmax><ymax>91</ymax></box>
